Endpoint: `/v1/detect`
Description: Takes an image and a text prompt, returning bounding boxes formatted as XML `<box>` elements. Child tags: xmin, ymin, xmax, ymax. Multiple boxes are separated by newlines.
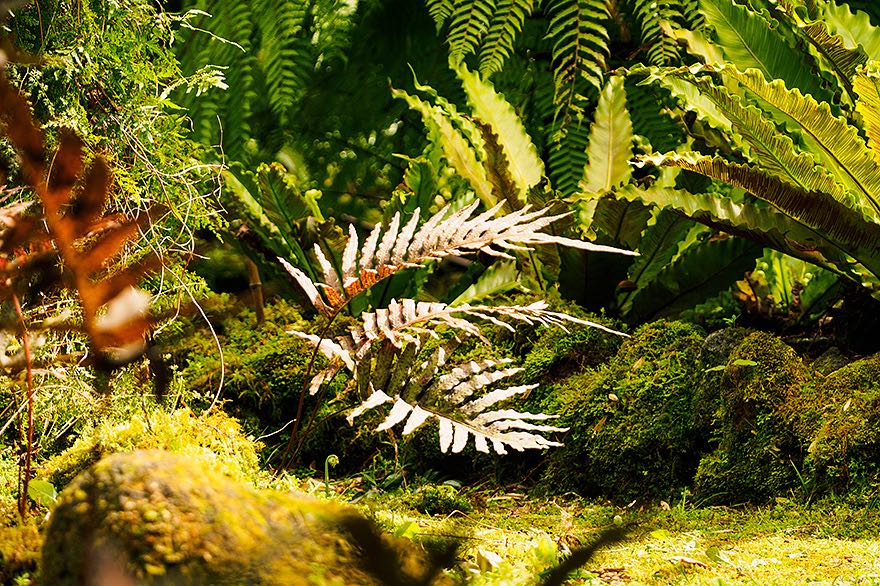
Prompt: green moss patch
<box><xmin>543</xmin><ymin>320</ymin><xmax>706</xmax><ymax>501</ymax></box>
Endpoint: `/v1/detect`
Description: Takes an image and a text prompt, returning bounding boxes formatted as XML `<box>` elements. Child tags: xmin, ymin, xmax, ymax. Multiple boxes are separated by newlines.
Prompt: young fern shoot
<box><xmin>281</xmin><ymin>202</ymin><xmax>634</xmax><ymax>454</ymax></box>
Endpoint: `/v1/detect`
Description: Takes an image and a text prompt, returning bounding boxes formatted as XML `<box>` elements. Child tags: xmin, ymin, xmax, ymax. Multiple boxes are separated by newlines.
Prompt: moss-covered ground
<box><xmin>348</xmin><ymin>486</ymin><xmax>880</xmax><ymax>585</ymax></box>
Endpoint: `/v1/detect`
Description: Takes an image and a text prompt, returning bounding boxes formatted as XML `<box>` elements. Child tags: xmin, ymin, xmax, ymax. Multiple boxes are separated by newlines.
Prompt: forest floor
<box><xmin>341</xmin><ymin>485</ymin><xmax>880</xmax><ymax>585</ymax></box>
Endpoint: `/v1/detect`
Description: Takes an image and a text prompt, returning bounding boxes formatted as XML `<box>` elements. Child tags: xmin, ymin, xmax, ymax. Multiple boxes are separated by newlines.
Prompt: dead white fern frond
<box><xmin>343</xmin><ymin>341</ymin><xmax>567</xmax><ymax>455</ymax></box>
<box><xmin>279</xmin><ymin>201</ymin><xmax>635</xmax><ymax>314</ymax></box>
<box><xmin>292</xmin><ymin>298</ymin><xmax>628</xmax><ymax>366</ymax></box>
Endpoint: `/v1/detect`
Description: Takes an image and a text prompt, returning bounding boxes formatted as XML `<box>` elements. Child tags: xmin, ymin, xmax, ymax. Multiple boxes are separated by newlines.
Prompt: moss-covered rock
<box><xmin>694</xmin><ymin>332</ymin><xmax>812</xmax><ymax>503</ymax></box>
<box><xmin>39</xmin><ymin>409</ymin><xmax>264</xmax><ymax>489</ymax></box>
<box><xmin>542</xmin><ymin>320</ymin><xmax>706</xmax><ymax>501</ymax></box>
<box><xmin>806</xmin><ymin>354</ymin><xmax>880</xmax><ymax>495</ymax></box>
<box><xmin>41</xmin><ymin>450</ymin><xmax>448</xmax><ymax>585</ymax></box>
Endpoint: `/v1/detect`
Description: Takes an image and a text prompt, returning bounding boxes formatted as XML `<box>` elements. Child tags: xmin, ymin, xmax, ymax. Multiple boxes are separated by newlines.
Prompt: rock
<box><xmin>694</xmin><ymin>332</ymin><xmax>812</xmax><ymax>503</ymax></box>
<box><xmin>543</xmin><ymin>320</ymin><xmax>706</xmax><ymax>501</ymax></box>
<box><xmin>41</xmin><ymin>450</ymin><xmax>447</xmax><ymax>585</ymax></box>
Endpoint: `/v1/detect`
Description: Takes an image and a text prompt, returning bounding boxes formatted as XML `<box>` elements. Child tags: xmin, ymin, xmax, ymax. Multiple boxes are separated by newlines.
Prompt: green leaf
<box><xmin>28</xmin><ymin>479</ymin><xmax>57</xmax><ymax>507</ymax></box>
<box><xmin>626</xmin><ymin>236</ymin><xmax>763</xmax><ymax>322</ymax></box>
<box><xmin>452</xmin><ymin>260</ymin><xmax>522</xmax><ymax>305</ymax></box>
<box><xmin>732</xmin><ymin>358</ymin><xmax>757</xmax><ymax>367</ymax></box>
<box><xmin>479</xmin><ymin>0</ymin><xmax>537</xmax><ymax>77</ymax></box>
<box><xmin>457</xmin><ymin>64</ymin><xmax>544</xmax><ymax>204</ymax></box>
<box><xmin>854</xmin><ymin>65</ymin><xmax>880</xmax><ymax>165</ymax></box>
<box><xmin>719</xmin><ymin>66</ymin><xmax>880</xmax><ymax>220</ymax></box>
<box><xmin>545</xmin><ymin>0</ymin><xmax>610</xmax><ymax>120</ymax></box>
<box><xmin>617</xmin><ymin>209</ymin><xmax>693</xmax><ymax>315</ymax></box>
<box><xmin>822</xmin><ymin>1</ymin><xmax>880</xmax><ymax>61</ymax></box>
<box><xmin>580</xmin><ymin>76</ymin><xmax>633</xmax><ymax>194</ymax></box>
<box><xmin>637</xmin><ymin>153</ymin><xmax>880</xmax><ymax>279</ymax></box>
<box><xmin>699</xmin><ymin>0</ymin><xmax>831</xmax><ymax>102</ymax></box>
<box><xmin>393</xmin><ymin>86</ymin><xmax>497</xmax><ymax>207</ymax></box>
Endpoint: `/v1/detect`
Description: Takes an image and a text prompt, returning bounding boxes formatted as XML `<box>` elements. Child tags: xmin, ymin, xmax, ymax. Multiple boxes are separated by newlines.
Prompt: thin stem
<box><xmin>278</xmin><ymin>308</ymin><xmax>343</xmax><ymax>467</ymax></box>
<box><xmin>13</xmin><ymin>294</ymin><xmax>34</xmax><ymax>520</ymax></box>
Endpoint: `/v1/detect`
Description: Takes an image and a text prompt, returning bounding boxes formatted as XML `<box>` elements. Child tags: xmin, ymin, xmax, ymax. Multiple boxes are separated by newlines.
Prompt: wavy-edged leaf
<box><xmin>780</xmin><ymin>6</ymin><xmax>867</xmax><ymax>99</ymax></box>
<box><xmin>699</xmin><ymin>0</ymin><xmax>831</xmax><ymax>102</ymax></box>
<box><xmin>393</xmin><ymin>86</ymin><xmax>496</xmax><ymax>207</ymax></box>
<box><xmin>458</xmin><ymin>64</ymin><xmax>545</xmax><ymax>203</ymax></box>
<box><xmin>637</xmin><ymin>153</ymin><xmax>880</xmax><ymax>277</ymax></box>
<box><xmin>854</xmin><ymin>64</ymin><xmax>880</xmax><ymax>164</ymax></box>
<box><xmin>648</xmin><ymin>67</ymin><xmax>863</xmax><ymax>215</ymax></box>
<box><xmin>615</xmin><ymin>183</ymin><xmax>871</xmax><ymax>278</ymax></box>
<box><xmin>452</xmin><ymin>260</ymin><xmax>522</xmax><ymax>305</ymax></box>
<box><xmin>822</xmin><ymin>0</ymin><xmax>880</xmax><ymax>61</ymax></box>
<box><xmin>720</xmin><ymin>66</ymin><xmax>880</xmax><ymax>220</ymax></box>
<box><xmin>580</xmin><ymin>75</ymin><xmax>633</xmax><ymax>194</ymax></box>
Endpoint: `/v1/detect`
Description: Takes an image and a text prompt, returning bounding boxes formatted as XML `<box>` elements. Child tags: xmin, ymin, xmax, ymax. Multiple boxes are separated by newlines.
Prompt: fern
<box><xmin>447</xmin><ymin>0</ymin><xmax>495</xmax><ymax>65</ymax></box>
<box><xmin>479</xmin><ymin>0</ymin><xmax>537</xmax><ymax>77</ymax></box>
<box><xmin>633</xmin><ymin>0</ymin><xmax>682</xmax><ymax>65</ymax></box>
<box><xmin>347</xmin><ymin>340</ymin><xmax>565</xmax><ymax>454</ymax></box>
<box><xmin>281</xmin><ymin>203</ymin><xmax>633</xmax><ymax>454</ymax></box>
<box><xmin>545</xmin><ymin>0</ymin><xmax>610</xmax><ymax>122</ymax></box>
<box><xmin>279</xmin><ymin>201</ymin><xmax>635</xmax><ymax>315</ymax></box>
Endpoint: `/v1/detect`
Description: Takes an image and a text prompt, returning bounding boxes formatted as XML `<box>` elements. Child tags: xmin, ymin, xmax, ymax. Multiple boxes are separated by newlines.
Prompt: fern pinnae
<box><xmin>280</xmin><ymin>202</ymin><xmax>636</xmax><ymax>313</ymax></box>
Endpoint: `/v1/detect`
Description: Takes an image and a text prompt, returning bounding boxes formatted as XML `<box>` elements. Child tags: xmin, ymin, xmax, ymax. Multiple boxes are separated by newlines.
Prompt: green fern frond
<box><xmin>479</xmin><ymin>0</ymin><xmax>537</xmax><ymax>77</ymax></box>
<box><xmin>625</xmin><ymin>78</ymin><xmax>684</xmax><ymax>153</ymax></box>
<box><xmin>616</xmin><ymin>209</ymin><xmax>693</xmax><ymax>315</ymax></box>
<box><xmin>447</xmin><ymin>0</ymin><xmax>496</xmax><ymax>65</ymax></box>
<box><xmin>547</xmin><ymin>116</ymin><xmax>591</xmax><ymax>195</ymax></box>
<box><xmin>545</xmin><ymin>0</ymin><xmax>610</xmax><ymax>120</ymax></box>
<box><xmin>257</xmin><ymin>0</ymin><xmax>312</xmax><ymax>123</ymax></box>
<box><xmin>633</xmin><ymin>0</ymin><xmax>682</xmax><ymax>65</ymax></box>
<box><xmin>426</xmin><ymin>0</ymin><xmax>456</xmax><ymax>32</ymax></box>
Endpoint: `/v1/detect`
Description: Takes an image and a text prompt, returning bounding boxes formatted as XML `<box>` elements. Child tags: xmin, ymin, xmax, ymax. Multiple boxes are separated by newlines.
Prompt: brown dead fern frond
<box><xmin>0</xmin><ymin>68</ymin><xmax>154</xmax><ymax>363</ymax></box>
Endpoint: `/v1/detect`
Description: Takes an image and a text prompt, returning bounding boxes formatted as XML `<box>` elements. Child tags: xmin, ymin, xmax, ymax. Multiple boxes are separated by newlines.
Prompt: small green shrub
<box><xmin>543</xmin><ymin>320</ymin><xmax>706</xmax><ymax>501</ymax></box>
<box><xmin>694</xmin><ymin>332</ymin><xmax>811</xmax><ymax>503</ymax></box>
<box><xmin>410</xmin><ymin>484</ymin><xmax>473</xmax><ymax>516</ymax></box>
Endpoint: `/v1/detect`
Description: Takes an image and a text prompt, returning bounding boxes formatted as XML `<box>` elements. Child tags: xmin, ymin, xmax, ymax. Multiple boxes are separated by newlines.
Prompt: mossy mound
<box><xmin>807</xmin><ymin>354</ymin><xmax>880</xmax><ymax>495</ymax></box>
<box><xmin>0</xmin><ymin>522</ymin><xmax>40</xmax><ymax>585</ymax></box>
<box><xmin>519</xmin><ymin>311</ymin><xmax>623</xmax><ymax>386</ymax></box>
<box><xmin>542</xmin><ymin>320</ymin><xmax>706</xmax><ymax>501</ymax></box>
<box><xmin>166</xmin><ymin>297</ymin><xmax>388</xmax><ymax>474</ymax></box>
<box><xmin>42</xmin><ymin>450</ymin><xmax>447</xmax><ymax>585</ymax></box>
<box><xmin>39</xmin><ymin>409</ymin><xmax>264</xmax><ymax>489</ymax></box>
<box><xmin>694</xmin><ymin>332</ymin><xmax>812</xmax><ymax>503</ymax></box>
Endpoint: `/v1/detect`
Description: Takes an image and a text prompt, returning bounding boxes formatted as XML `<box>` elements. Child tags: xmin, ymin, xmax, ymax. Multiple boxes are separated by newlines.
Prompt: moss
<box><xmin>0</xmin><ymin>521</ymin><xmax>40</xmax><ymax>585</ymax></box>
<box><xmin>806</xmin><ymin>354</ymin><xmax>880</xmax><ymax>496</ymax></box>
<box><xmin>519</xmin><ymin>312</ymin><xmax>623</xmax><ymax>386</ymax></box>
<box><xmin>41</xmin><ymin>451</ymin><xmax>446</xmax><ymax>585</ymax></box>
<box><xmin>542</xmin><ymin>320</ymin><xmax>706</xmax><ymax>501</ymax></box>
<box><xmin>410</xmin><ymin>484</ymin><xmax>473</xmax><ymax>516</ymax></box>
<box><xmin>694</xmin><ymin>332</ymin><xmax>812</xmax><ymax>503</ymax></box>
<box><xmin>39</xmin><ymin>409</ymin><xmax>264</xmax><ymax>490</ymax></box>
